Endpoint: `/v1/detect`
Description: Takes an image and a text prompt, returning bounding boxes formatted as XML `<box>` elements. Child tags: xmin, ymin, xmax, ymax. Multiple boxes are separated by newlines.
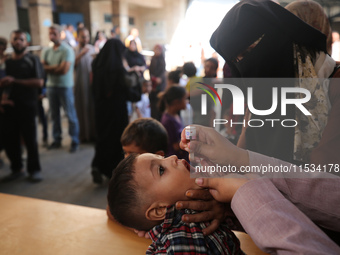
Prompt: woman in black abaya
<box><xmin>210</xmin><ymin>0</ymin><xmax>335</xmax><ymax>165</ymax></box>
<box><xmin>91</xmin><ymin>39</ymin><xmax>129</xmax><ymax>183</ymax></box>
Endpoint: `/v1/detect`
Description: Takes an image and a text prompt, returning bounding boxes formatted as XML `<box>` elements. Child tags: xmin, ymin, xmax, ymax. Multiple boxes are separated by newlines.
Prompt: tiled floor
<box><xmin>0</xmin><ymin>116</ymin><xmax>108</xmax><ymax>209</ymax></box>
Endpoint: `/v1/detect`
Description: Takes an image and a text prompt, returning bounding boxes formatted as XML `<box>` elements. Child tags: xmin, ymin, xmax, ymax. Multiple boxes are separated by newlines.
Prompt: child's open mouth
<box><xmin>183</xmin><ymin>160</ymin><xmax>191</xmax><ymax>172</ymax></box>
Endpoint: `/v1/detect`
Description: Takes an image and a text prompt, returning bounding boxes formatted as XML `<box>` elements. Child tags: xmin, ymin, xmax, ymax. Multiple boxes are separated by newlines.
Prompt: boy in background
<box><xmin>203</xmin><ymin>57</ymin><xmax>218</xmax><ymax>78</ymax></box>
<box><xmin>108</xmin><ymin>153</ymin><xmax>243</xmax><ymax>254</ymax></box>
<box><xmin>120</xmin><ymin>118</ymin><xmax>168</xmax><ymax>157</ymax></box>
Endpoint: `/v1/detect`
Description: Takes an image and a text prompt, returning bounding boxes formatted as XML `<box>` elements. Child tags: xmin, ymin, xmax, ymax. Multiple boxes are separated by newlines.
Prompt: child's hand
<box><xmin>175</xmin><ymin>189</ymin><xmax>227</xmax><ymax>235</ymax></box>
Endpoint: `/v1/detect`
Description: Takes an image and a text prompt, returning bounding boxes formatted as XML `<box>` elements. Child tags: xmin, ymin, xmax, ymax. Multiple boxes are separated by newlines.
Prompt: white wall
<box><xmin>0</xmin><ymin>0</ymin><xmax>19</xmax><ymax>43</ymax></box>
<box><xmin>90</xmin><ymin>0</ymin><xmax>113</xmax><ymax>40</ymax></box>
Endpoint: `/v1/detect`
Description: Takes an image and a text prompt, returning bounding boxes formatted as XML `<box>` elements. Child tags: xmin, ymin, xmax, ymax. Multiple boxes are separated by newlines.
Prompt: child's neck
<box><xmin>166</xmin><ymin>105</ymin><xmax>180</xmax><ymax>116</ymax></box>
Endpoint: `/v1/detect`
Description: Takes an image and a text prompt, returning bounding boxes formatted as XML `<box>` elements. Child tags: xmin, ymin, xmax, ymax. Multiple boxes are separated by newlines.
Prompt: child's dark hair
<box><xmin>182</xmin><ymin>62</ymin><xmax>197</xmax><ymax>78</ymax></box>
<box><xmin>158</xmin><ymin>86</ymin><xmax>186</xmax><ymax>113</ymax></box>
<box><xmin>168</xmin><ymin>70</ymin><xmax>181</xmax><ymax>84</ymax></box>
<box><xmin>107</xmin><ymin>153</ymin><xmax>154</xmax><ymax>231</ymax></box>
<box><xmin>121</xmin><ymin>118</ymin><xmax>168</xmax><ymax>153</ymax></box>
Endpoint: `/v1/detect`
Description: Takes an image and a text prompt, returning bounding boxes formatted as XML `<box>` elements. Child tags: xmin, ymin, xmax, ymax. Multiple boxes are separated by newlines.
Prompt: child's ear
<box><xmin>155</xmin><ymin>150</ymin><xmax>165</xmax><ymax>157</ymax></box>
<box><xmin>145</xmin><ymin>202</ymin><xmax>168</xmax><ymax>221</ymax></box>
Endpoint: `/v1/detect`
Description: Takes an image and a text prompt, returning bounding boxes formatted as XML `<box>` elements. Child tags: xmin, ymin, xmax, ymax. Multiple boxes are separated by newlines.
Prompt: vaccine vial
<box><xmin>185</xmin><ymin>126</ymin><xmax>196</xmax><ymax>141</ymax></box>
<box><xmin>185</xmin><ymin>126</ymin><xmax>198</xmax><ymax>165</ymax></box>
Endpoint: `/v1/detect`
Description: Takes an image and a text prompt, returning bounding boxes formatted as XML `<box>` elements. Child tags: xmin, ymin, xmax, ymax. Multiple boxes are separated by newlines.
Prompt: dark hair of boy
<box><xmin>120</xmin><ymin>118</ymin><xmax>168</xmax><ymax>154</ymax></box>
<box><xmin>107</xmin><ymin>153</ymin><xmax>154</xmax><ymax>231</ymax></box>
<box><xmin>158</xmin><ymin>86</ymin><xmax>186</xmax><ymax>113</ymax></box>
<box><xmin>168</xmin><ymin>70</ymin><xmax>181</xmax><ymax>84</ymax></box>
<box><xmin>182</xmin><ymin>62</ymin><xmax>197</xmax><ymax>78</ymax></box>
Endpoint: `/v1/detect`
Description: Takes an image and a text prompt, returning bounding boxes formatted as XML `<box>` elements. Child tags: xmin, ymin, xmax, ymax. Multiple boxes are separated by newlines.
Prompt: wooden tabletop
<box><xmin>0</xmin><ymin>193</ymin><xmax>266</xmax><ymax>255</ymax></box>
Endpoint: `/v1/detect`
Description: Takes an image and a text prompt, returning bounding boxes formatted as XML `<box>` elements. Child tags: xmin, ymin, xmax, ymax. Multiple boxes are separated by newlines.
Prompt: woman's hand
<box><xmin>176</xmin><ymin>189</ymin><xmax>228</xmax><ymax>235</ymax></box>
<box><xmin>180</xmin><ymin>125</ymin><xmax>249</xmax><ymax>169</ymax></box>
<box><xmin>195</xmin><ymin>176</ymin><xmax>249</xmax><ymax>203</ymax></box>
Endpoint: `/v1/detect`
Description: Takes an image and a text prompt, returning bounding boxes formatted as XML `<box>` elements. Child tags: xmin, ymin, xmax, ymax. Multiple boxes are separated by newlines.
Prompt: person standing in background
<box><xmin>149</xmin><ymin>44</ymin><xmax>166</xmax><ymax>121</ymax></box>
<box><xmin>91</xmin><ymin>39</ymin><xmax>129</xmax><ymax>184</ymax></box>
<box><xmin>0</xmin><ymin>37</ymin><xmax>7</xmax><ymax>168</ymax></box>
<box><xmin>94</xmin><ymin>31</ymin><xmax>107</xmax><ymax>53</ymax></box>
<box><xmin>124</xmin><ymin>39</ymin><xmax>146</xmax><ymax>121</ymax></box>
<box><xmin>0</xmin><ymin>30</ymin><xmax>43</xmax><ymax>182</ymax></box>
<box><xmin>74</xmin><ymin>27</ymin><xmax>96</xmax><ymax>143</ymax></box>
<box><xmin>124</xmin><ymin>40</ymin><xmax>146</xmax><ymax>74</ymax></box>
<box><xmin>135</xmin><ymin>80</ymin><xmax>152</xmax><ymax>118</ymax></box>
<box><xmin>76</xmin><ymin>22</ymin><xmax>84</xmax><ymax>32</ymax></box>
<box><xmin>0</xmin><ymin>37</ymin><xmax>7</xmax><ymax>79</ymax></box>
<box><xmin>110</xmin><ymin>26</ymin><xmax>121</xmax><ymax>40</ymax></box>
<box><xmin>203</xmin><ymin>57</ymin><xmax>218</xmax><ymax>78</ymax></box>
<box><xmin>125</xmin><ymin>28</ymin><xmax>142</xmax><ymax>53</ymax></box>
<box><xmin>64</xmin><ymin>24</ymin><xmax>77</xmax><ymax>48</ymax></box>
<box><xmin>285</xmin><ymin>0</ymin><xmax>332</xmax><ymax>56</ymax></box>
<box><xmin>41</xmin><ymin>24</ymin><xmax>79</xmax><ymax>153</ymax></box>
<box><xmin>159</xmin><ymin>86</ymin><xmax>188</xmax><ymax>161</ymax></box>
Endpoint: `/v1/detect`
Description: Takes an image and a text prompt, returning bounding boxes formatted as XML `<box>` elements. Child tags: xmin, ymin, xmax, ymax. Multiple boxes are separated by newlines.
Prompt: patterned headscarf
<box><xmin>286</xmin><ymin>1</ymin><xmax>334</xmax><ymax>162</ymax></box>
<box><xmin>292</xmin><ymin>44</ymin><xmax>331</xmax><ymax>162</ymax></box>
<box><xmin>286</xmin><ymin>0</ymin><xmax>332</xmax><ymax>55</ymax></box>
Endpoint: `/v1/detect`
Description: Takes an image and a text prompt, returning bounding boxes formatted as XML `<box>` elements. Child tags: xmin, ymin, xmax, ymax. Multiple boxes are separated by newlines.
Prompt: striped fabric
<box><xmin>146</xmin><ymin>205</ymin><xmax>244</xmax><ymax>255</ymax></box>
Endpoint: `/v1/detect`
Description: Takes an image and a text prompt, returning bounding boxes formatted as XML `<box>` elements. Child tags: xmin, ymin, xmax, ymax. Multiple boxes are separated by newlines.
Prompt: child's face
<box><xmin>204</xmin><ymin>61</ymin><xmax>217</xmax><ymax>78</ymax></box>
<box><xmin>143</xmin><ymin>82</ymin><xmax>152</xmax><ymax>94</ymax></box>
<box><xmin>134</xmin><ymin>153</ymin><xmax>198</xmax><ymax>204</ymax></box>
<box><xmin>176</xmin><ymin>95</ymin><xmax>187</xmax><ymax>111</ymax></box>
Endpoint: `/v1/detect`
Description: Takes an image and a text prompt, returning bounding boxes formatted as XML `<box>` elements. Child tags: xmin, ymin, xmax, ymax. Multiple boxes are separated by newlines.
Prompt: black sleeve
<box><xmin>32</xmin><ymin>54</ymin><xmax>45</xmax><ymax>79</ymax></box>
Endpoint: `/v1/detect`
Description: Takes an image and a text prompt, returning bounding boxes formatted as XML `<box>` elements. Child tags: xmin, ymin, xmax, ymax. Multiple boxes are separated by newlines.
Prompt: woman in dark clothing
<box><xmin>124</xmin><ymin>39</ymin><xmax>146</xmax><ymax>75</ymax></box>
<box><xmin>210</xmin><ymin>0</ymin><xmax>334</xmax><ymax>165</ymax></box>
<box><xmin>124</xmin><ymin>39</ymin><xmax>146</xmax><ymax>120</ymax></box>
<box><xmin>91</xmin><ymin>39</ymin><xmax>129</xmax><ymax>184</ymax></box>
<box><xmin>149</xmin><ymin>44</ymin><xmax>166</xmax><ymax>121</ymax></box>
